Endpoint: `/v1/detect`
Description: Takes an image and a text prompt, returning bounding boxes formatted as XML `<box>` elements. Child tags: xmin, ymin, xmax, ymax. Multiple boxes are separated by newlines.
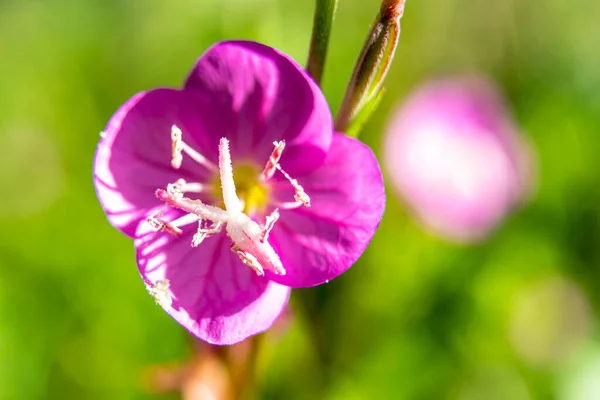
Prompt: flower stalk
<box><xmin>335</xmin><ymin>0</ymin><xmax>406</xmax><ymax>136</ymax></box>
<box><xmin>306</xmin><ymin>0</ymin><xmax>339</xmax><ymax>86</ymax></box>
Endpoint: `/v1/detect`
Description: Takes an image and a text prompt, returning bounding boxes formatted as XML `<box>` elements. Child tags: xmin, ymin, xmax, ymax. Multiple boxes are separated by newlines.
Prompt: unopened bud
<box><xmin>335</xmin><ymin>0</ymin><xmax>406</xmax><ymax>135</ymax></box>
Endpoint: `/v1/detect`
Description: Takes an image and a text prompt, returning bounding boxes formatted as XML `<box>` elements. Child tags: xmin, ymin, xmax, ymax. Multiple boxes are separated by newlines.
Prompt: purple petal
<box><xmin>184</xmin><ymin>40</ymin><xmax>333</xmax><ymax>175</ymax></box>
<box><xmin>265</xmin><ymin>133</ymin><xmax>385</xmax><ymax>288</ymax></box>
<box><xmin>94</xmin><ymin>89</ymin><xmax>222</xmax><ymax>236</ymax></box>
<box><xmin>135</xmin><ymin>214</ymin><xmax>291</xmax><ymax>345</ymax></box>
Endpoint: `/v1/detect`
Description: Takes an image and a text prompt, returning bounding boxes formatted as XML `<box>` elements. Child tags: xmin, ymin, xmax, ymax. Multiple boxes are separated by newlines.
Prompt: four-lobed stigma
<box><xmin>147</xmin><ymin>126</ymin><xmax>311</xmax><ymax>277</ymax></box>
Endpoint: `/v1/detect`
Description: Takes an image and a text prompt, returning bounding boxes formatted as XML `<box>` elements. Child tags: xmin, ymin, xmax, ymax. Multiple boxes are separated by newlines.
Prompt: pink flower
<box><xmin>384</xmin><ymin>76</ymin><xmax>532</xmax><ymax>243</ymax></box>
<box><xmin>94</xmin><ymin>41</ymin><xmax>385</xmax><ymax>344</ymax></box>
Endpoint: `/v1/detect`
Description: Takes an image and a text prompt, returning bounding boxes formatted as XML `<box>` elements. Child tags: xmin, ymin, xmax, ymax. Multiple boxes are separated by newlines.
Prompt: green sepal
<box><xmin>346</xmin><ymin>87</ymin><xmax>386</xmax><ymax>138</ymax></box>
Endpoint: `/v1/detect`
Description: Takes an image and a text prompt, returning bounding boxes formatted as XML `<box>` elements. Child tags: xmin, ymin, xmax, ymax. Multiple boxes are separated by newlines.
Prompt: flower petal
<box><xmin>94</xmin><ymin>88</ymin><xmax>222</xmax><ymax>236</ymax></box>
<box><xmin>184</xmin><ymin>40</ymin><xmax>333</xmax><ymax>175</ymax></box>
<box><xmin>382</xmin><ymin>76</ymin><xmax>532</xmax><ymax>243</ymax></box>
<box><xmin>135</xmin><ymin>215</ymin><xmax>291</xmax><ymax>345</ymax></box>
<box><xmin>266</xmin><ymin>133</ymin><xmax>385</xmax><ymax>287</ymax></box>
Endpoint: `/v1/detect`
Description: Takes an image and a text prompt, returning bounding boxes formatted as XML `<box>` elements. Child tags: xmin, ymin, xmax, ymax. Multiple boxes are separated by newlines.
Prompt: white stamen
<box><xmin>146</xmin><ymin>209</ymin><xmax>199</xmax><ymax>236</ymax></box>
<box><xmin>169</xmin><ymin>213</ymin><xmax>200</xmax><ymax>228</ymax></box>
<box><xmin>153</xmin><ymin>135</ymin><xmax>308</xmax><ymax>277</ymax></box>
<box><xmin>275</xmin><ymin>164</ymin><xmax>311</xmax><ymax>207</ymax></box>
<box><xmin>147</xmin><ymin>279</ymin><xmax>173</xmax><ymax>308</ymax></box>
<box><xmin>232</xmin><ymin>245</ymin><xmax>264</xmax><ymax>276</ymax></box>
<box><xmin>181</xmin><ymin>142</ymin><xmax>217</xmax><ymax>171</ymax></box>
<box><xmin>272</xmin><ymin>201</ymin><xmax>308</xmax><ymax>210</ymax></box>
<box><xmin>261</xmin><ymin>140</ymin><xmax>311</xmax><ymax>207</ymax></box>
<box><xmin>192</xmin><ymin>221</ymin><xmax>224</xmax><ymax>247</ymax></box>
<box><xmin>156</xmin><ymin>189</ymin><xmax>229</xmax><ymax>222</ymax></box>
<box><xmin>170</xmin><ymin>125</ymin><xmax>217</xmax><ymax>171</ymax></box>
<box><xmin>261</xmin><ymin>209</ymin><xmax>280</xmax><ymax>242</ymax></box>
<box><xmin>171</xmin><ymin>126</ymin><xmax>184</xmax><ymax>169</ymax></box>
<box><xmin>147</xmin><ymin>209</ymin><xmax>183</xmax><ymax>236</ymax></box>
<box><xmin>167</xmin><ymin>179</ymin><xmax>185</xmax><ymax>199</ymax></box>
<box><xmin>179</xmin><ymin>182</ymin><xmax>206</xmax><ymax>193</ymax></box>
<box><xmin>167</xmin><ymin>179</ymin><xmax>208</xmax><ymax>200</ymax></box>
<box><xmin>261</xmin><ymin>140</ymin><xmax>286</xmax><ymax>180</ymax></box>
<box><xmin>100</xmin><ymin>131</ymin><xmax>107</xmax><ymax>139</ymax></box>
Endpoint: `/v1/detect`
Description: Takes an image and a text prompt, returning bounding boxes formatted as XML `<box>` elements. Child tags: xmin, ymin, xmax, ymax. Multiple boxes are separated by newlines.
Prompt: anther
<box><xmin>261</xmin><ymin>209</ymin><xmax>280</xmax><ymax>242</ymax></box>
<box><xmin>147</xmin><ymin>212</ymin><xmax>184</xmax><ymax>236</ymax></box>
<box><xmin>167</xmin><ymin>179</ymin><xmax>209</xmax><ymax>201</ymax></box>
<box><xmin>261</xmin><ymin>140</ymin><xmax>286</xmax><ymax>180</ymax></box>
<box><xmin>275</xmin><ymin>164</ymin><xmax>311</xmax><ymax>207</ymax></box>
<box><xmin>170</xmin><ymin>125</ymin><xmax>218</xmax><ymax>172</ymax></box>
<box><xmin>147</xmin><ymin>208</ymin><xmax>200</xmax><ymax>236</ymax></box>
<box><xmin>231</xmin><ymin>245</ymin><xmax>265</xmax><ymax>276</ymax></box>
<box><xmin>261</xmin><ymin>140</ymin><xmax>311</xmax><ymax>207</ymax></box>
<box><xmin>171</xmin><ymin>125</ymin><xmax>184</xmax><ymax>169</ymax></box>
<box><xmin>191</xmin><ymin>221</ymin><xmax>224</xmax><ymax>247</ymax></box>
<box><xmin>167</xmin><ymin>178</ymin><xmax>186</xmax><ymax>199</ymax></box>
<box><xmin>147</xmin><ymin>279</ymin><xmax>173</xmax><ymax>308</ymax></box>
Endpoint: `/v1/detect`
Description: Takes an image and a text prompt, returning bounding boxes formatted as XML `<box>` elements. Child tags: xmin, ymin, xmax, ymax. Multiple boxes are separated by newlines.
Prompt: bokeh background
<box><xmin>1</xmin><ymin>0</ymin><xmax>600</xmax><ymax>398</ymax></box>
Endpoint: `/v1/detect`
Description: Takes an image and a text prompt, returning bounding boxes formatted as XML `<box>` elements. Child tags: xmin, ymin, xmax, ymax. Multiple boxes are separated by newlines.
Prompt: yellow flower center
<box><xmin>212</xmin><ymin>163</ymin><xmax>270</xmax><ymax>215</ymax></box>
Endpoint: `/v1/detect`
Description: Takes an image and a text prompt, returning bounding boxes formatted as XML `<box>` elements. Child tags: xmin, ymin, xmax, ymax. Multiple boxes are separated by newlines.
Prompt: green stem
<box><xmin>226</xmin><ymin>334</ymin><xmax>263</xmax><ymax>400</ymax></box>
<box><xmin>306</xmin><ymin>0</ymin><xmax>339</xmax><ymax>86</ymax></box>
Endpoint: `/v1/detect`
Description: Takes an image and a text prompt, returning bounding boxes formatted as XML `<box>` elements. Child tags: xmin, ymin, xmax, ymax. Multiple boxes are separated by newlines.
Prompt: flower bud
<box><xmin>335</xmin><ymin>0</ymin><xmax>406</xmax><ymax>135</ymax></box>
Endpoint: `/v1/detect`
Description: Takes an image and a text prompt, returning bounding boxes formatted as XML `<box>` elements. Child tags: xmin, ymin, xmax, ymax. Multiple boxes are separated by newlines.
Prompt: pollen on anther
<box><xmin>171</xmin><ymin>125</ymin><xmax>184</xmax><ymax>169</ymax></box>
<box><xmin>294</xmin><ymin>188</ymin><xmax>311</xmax><ymax>207</ymax></box>
<box><xmin>147</xmin><ymin>279</ymin><xmax>173</xmax><ymax>308</ymax></box>
<box><xmin>262</xmin><ymin>140</ymin><xmax>286</xmax><ymax>180</ymax></box>
<box><xmin>147</xmin><ymin>212</ymin><xmax>183</xmax><ymax>236</ymax></box>
<box><xmin>167</xmin><ymin>178</ymin><xmax>186</xmax><ymax>200</ymax></box>
<box><xmin>275</xmin><ymin>164</ymin><xmax>311</xmax><ymax>207</ymax></box>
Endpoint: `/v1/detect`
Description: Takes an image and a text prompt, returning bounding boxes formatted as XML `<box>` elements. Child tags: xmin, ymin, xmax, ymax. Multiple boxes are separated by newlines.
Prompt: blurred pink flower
<box><xmin>94</xmin><ymin>41</ymin><xmax>385</xmax><ymax>344</ymax></box>
<box><xmin>384</xmin><ymin>76</ymin><xmax>532</xmax><ymax>243</ymax></box>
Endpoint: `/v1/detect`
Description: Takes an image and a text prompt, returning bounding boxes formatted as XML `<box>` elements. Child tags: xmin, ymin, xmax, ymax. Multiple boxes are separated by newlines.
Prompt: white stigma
<box><xmin>218</xmin><ymin>138</ymin><xmax>243</xmax><ymax>213</ymax></box>
<box><xmin>151</xmin><ymin>127</ymin><xmax>311</xmax><ymax>276</ymax></box>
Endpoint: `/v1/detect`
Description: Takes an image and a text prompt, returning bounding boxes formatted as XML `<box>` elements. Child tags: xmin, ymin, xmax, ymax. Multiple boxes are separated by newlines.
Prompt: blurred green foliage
<box><xmin>1</xmin><ymin>0</ymin><xmax>600</xmax><ymax>399</ymax></box>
